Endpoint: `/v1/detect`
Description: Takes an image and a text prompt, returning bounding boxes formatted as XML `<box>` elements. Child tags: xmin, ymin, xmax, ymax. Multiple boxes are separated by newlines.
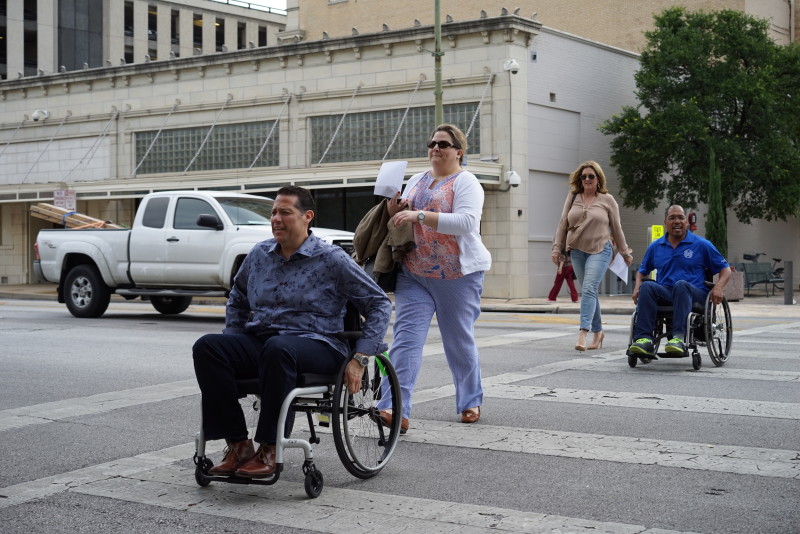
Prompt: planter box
<box><xmin>715</xmin><ymin>270</ymin><xmax>744</xmax><ymax>301</ymax></box>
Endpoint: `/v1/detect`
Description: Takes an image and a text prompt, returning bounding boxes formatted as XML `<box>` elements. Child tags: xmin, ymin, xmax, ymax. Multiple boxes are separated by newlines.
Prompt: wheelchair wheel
<box><xmin>304</xmin><ymin>467</ymin><xmax>324</xmax><ymax>498</ymax></box>
<box><xmin>194</xmin><ymin>457</ymin><xmax>213</xmax><ymax>487</ymax></box>
<box><xmin>332</xmin><ymin>353</ymin><xmax>401</xmax><ymax>479</ymax></box>
<box><xmin>239</xmin><ymin>394</ymin><xmax>261</xmax><ymax>435</ymax></box>
<box><xmin>705</xmin><ymin>295</ymin><xmax>732</xmax><ymax>367</ymax></box>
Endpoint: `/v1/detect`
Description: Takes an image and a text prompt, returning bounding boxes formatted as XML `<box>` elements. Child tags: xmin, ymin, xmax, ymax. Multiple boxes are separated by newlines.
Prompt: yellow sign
<box><xmin>650</xmin><ymin>225</ymin><xmax>664</xmax><ymax>242</ymax></box>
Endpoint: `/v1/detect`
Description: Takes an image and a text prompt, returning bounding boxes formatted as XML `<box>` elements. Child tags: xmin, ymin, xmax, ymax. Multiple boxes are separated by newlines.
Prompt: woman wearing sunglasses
<box><xmin>552</xmin><ymin>161</ymin><xmax>633</xmax><ymax>351</ymax></box>
<box><xmin>377</xmin><ymin>124</ymin><xmax>491</xmax><ymax>433</ymax></box>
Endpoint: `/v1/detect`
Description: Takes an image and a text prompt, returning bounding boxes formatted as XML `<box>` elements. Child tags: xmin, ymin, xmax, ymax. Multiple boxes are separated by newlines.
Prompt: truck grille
<box><xmin>335</xmin><ymin>240</ymin><xmax>355</xmax><ymax>256</ymax></box>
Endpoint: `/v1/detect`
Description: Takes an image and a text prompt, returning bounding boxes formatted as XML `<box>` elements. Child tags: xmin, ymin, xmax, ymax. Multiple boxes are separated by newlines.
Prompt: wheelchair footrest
<box><xmin>655</xmin><ymin>351</ymin><xmax>689</xmax><ymax>359</ymax></box>
<box><xmin>200</xmin><ymin>466</ymin><xmax>282</xmax><ymax>486</ymax></box>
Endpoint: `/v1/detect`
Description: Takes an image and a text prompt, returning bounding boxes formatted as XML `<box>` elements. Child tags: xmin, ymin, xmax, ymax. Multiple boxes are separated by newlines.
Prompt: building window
<box><xmin>313</xmin><ymin>186</ymin><xmax>375</xmax><ymax>232</ymax></box>
<box><xmin>170</xmin><ymin>9</ymin><xmax>179</xmax><ymax>56</ymax></box>
<box><xmin>134</xmin><ymin>121</ymin><xmax>279</xmax><ymax>175</ymax></box>
<box><xmin>58</xmin><ymin>0</ymin><xmax>104</xmax><ymax>71</ymax></box>
<box><xmin>193</xmin><ymin>13</ymin><xmax>202</xmax><ymax>47</ymax></box>
<box><xmin>237</xmin><ymin>22</ymin><xmax>246</xmax><ymax>49</ymax></box>
<box><xmin>258</xmin><ymin>25</ymin><xmax>267</xmax><ymax>47</ymax></box>
<box><xmin>310</xmin><ymin>103</ymin><xmax>480</xmax><ymax>164</ymax></box>
<box><xmin>216</xmin><ymin>18</ymin><xmax>224</xmax><ymax>51</ymax></box>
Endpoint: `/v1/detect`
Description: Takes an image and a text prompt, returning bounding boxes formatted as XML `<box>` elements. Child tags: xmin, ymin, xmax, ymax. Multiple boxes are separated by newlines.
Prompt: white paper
<box><xmin>609</xmin><ymin>253</ymin><xmax>628</xmax><ymax>284</ymax></box>
<box><xmin>373</xmin><ymin>161</ymin><xmax>408</xmax><ymax>198</ymax></box>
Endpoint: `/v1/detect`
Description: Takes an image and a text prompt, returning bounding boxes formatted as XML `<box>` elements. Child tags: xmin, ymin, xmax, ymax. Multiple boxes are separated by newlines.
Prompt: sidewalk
<box><xmin>1</xmin><ymin>283</ymin><xmax>796</xmax><ymax>316</ymax></box>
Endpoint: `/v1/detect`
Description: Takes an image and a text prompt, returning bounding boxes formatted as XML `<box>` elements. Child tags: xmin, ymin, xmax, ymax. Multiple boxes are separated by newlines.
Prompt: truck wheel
<box><xmin>64</xmin><ymin>265</ymin><xmax>111</xmax><ymax>318</ymax></box>
<box><xmin>151</xmin><ymin>296</ymin><xmax>192</xmax><ymax>315</ymax></box>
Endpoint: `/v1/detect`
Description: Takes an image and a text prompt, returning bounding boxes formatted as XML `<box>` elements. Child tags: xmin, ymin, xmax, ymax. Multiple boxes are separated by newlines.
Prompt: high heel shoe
<box><xmin>575</xmin><ymin>330</ymin><xmax>588</xmax><ymax>351</ymax></box>
<box><xmin>588</xmin><ymin>331</ymin><xmax>605</xmax><ymax>350</ymax></box>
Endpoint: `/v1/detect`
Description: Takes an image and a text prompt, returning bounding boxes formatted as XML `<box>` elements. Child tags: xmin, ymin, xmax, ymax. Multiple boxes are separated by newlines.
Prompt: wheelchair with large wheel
<box><xmin>192</xmin><ymin>306</ymin><xmax>402</xmax><ymax>498</ymax></box>
<box><xmin>626</xmin><ymin>282</ymin><xmax>733</xmax><ymax>370</ymax></box>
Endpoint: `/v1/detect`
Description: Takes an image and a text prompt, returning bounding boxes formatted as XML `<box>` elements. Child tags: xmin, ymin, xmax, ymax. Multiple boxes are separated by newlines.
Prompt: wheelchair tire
<box><xmin>332</xmin><ymin>353</ymin><xmax>401</xmax><ymax>479</ymax></box>
<box><xmin>304</xmin><ymin>469</ymin><xmax>324</xmax><ymax>498</ymax></box>
<box><xmin>692</xmin><ymin>352</ymin><xmax>702</xmax><ymax>370</ymax></box>
<box><xmin>627</xmin><ymin>353</ymin><xmax>638</xmax><ymax>368</ymax></box>
<box><xmin>705</xmin><ymin>296</ymin><xmax>732</xmax><ymax>367</ymax></box>
<box><xmin>195</xmin><ymin>457</ymin><xmax>213</xmax><ymax>487</ymax></box>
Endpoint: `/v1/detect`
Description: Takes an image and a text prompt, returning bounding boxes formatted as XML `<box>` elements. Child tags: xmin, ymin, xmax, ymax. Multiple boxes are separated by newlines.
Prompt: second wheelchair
<box><xmin>626</xmin><ymin>284</ymin><xmax>733</xmax><ymax>370</ymax></box>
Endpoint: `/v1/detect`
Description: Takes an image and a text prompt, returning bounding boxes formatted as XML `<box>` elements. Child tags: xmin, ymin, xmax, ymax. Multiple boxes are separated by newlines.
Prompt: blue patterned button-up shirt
<box><xmin>224</xmin><ymin>232</ymin><xmax>391</xmax><ymax>357</ymax></box>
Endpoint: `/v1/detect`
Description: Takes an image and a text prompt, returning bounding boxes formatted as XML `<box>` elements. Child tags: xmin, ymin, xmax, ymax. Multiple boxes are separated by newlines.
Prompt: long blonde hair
<box><xmin>568</xmin><ymin>160</ymin><xmax>608</xmax><ymax>195</ymax></box>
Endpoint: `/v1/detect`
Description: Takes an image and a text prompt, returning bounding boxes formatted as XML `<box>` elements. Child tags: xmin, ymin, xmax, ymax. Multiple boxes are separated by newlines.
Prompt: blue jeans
<box><xmin>570</xmin><ymin>241</ymin><xmax>612</xmax><ymax>332</ymax></box>
<box><xmin>633</xmin><ymin>280</ymin><xmax>709</xmax><ymax>340</ymax></box>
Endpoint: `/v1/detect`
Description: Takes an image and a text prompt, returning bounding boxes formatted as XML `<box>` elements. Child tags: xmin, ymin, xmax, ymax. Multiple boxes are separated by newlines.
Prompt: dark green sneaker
<box><xmin>628</xmin><ymin>338</ymin><xmax>655</xmax><ymax>356</ymax></box>
<box><xmin>665</xmin><ymin>337</ymin><xmax>686</xmax><ymax>354</ymax></box>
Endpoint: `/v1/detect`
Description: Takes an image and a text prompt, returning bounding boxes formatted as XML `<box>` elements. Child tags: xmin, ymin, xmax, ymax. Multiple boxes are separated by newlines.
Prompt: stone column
<box><xmin>133</xmin><ymin>0</ymin><xmax>149</xmax><ymax>64</ymax></box>
<box><xmin>37</xmin><ymin>0</ymin><xmax>57</xmax><ymax>73</ymax></box>
<box><xmin>105</xmin><ymin>0</ymin><xmax>125</xmax><ymax>66</ymax></box>
<box><xmin>156</xmin><ymin>2</ymin><xmax>172</xmax><ymax>61</ymax></box>
<box><xmin>7</xmin><ymin>0</ymin><xmax>24</xmax><ymax>77</ymax></box>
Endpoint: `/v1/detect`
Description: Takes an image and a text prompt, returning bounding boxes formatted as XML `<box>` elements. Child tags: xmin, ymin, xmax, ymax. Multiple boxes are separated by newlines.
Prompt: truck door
<box><xmin>163</xmin><ymin>196</ymin><xmax>227</xmax><ymax>286</ymax></box>
<box><xmin>128</xmin><ymin>196</ymin><xmax>169</xmax><ymax>284</ymax></box>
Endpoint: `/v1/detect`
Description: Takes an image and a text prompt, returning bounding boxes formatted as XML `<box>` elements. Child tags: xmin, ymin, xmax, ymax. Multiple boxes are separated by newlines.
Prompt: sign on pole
<box><xmin>53</xmin><ymin>189</ymin><xmax>77</xmax><ymax>212</ymax></box>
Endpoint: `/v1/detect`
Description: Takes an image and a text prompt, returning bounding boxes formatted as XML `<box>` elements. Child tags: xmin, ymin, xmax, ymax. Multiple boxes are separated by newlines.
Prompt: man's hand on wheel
<box><xmin>344</xmin><ymin>358</ymin><xmax>365</xmax><ymax>394</ymax></box>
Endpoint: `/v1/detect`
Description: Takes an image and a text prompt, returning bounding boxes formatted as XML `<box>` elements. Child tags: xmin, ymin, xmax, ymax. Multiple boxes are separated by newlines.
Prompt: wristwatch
<box><xmin>417</xmin><ymin>211</ymin><xmax>426</xmax><ymax>223</ymax></box>
<box><xmin>352</xmin><ymin>353</ymin><xmax>370</xmax><ymax>367</ymax></box>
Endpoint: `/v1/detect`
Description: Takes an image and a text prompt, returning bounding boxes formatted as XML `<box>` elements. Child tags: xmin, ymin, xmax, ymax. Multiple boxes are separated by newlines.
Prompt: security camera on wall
<box><xmin>506</xmin><ymin>170</ymin><xmax>522</xmax><ymax>187</ymax></box>
<box><xmin>503</xmin><ymin>59</ymin><xmax>520</xmax><ymax>74</ymax></box>
<box><xmin>31</xmin><ymin>110</ymin><xmax>50</xmax><ymax>122</ymax></box>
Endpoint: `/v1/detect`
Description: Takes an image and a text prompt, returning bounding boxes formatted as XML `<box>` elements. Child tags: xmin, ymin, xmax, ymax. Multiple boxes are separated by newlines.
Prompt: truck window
<box><xmin>141</xmin><ymin>197</ymin><xmax>170</xmax><ymax>228</ymax></box>
<box><xmin>174</xmin><ymin>198</ymin><xmax>217</xmax><ymax>229</ymax></box>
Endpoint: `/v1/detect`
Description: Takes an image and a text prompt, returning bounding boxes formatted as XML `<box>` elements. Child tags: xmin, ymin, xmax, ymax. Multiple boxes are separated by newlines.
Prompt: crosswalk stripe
<box><xmin>0</xmin><ymin>380</ymin><xmax>199</xmax><ymax>433</ymax></box>
<box><xmin>404</xmin><ymin>420</ymin><xmax>800</xmax><ymax>480</ymax></box>
<box><xmin>72</xmin><ymin>466</ymin><xmax>700</xmax><ymax>534</ymax></box>
<box><xmin>486</xmin><ymin>384</ymin><xmax>800</xmax><ymax>420</ymax></box>
<box><xmin>580</xmin><ymin>360</ymin><xmax>800</xmax><ymax>381</ymax></box>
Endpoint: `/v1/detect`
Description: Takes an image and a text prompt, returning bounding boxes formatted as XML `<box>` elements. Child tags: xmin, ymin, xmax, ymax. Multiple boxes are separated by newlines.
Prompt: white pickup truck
<box><xmin>33</xmin><ymin>190</ymin><xmax>355</xmax><ymax>318</ymax></box>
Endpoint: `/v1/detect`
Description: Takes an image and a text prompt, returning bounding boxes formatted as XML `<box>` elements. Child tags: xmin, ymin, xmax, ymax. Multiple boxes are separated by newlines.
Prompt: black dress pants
<box><xmin>193</xmin><ymin>333</ymin><xmax>344</xmax><ymax>444</ymax></box>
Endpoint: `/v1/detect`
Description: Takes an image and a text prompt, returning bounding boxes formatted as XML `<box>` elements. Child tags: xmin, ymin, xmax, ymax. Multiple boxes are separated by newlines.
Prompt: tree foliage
<box><xmin>706</xmin><ymin>147</ymin><xmax>727</xmax><ymax>257</ymax></box>
<box><xmin>601</xmin><ymin>7</ymin><xmax>800</xmax><ymax>224</ymax></box>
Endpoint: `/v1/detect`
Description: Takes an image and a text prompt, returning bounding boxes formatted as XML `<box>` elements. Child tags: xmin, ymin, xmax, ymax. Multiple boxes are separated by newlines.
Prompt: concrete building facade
<box><xmin>293</xmin><ymin>0</ymin><xmax>797</xmax><ymax>51</ymax></box>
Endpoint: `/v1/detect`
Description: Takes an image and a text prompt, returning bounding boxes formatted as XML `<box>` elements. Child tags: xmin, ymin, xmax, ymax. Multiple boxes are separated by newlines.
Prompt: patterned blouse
<box><xmin>403</xmin><ymin>170</ymin><xmax>463</xmax><ymax>279</ymax></box>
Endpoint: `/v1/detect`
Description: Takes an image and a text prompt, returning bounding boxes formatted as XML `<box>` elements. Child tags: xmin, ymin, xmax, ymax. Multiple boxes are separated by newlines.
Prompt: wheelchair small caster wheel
<box><xmin>194</xmin><ymin>457</ymin><xmax>213</xmax><ymax>487</ymax></box>
<box><xmin>304</xmin><ymin>469</ymin><xmax>324</xmax><ymax>498</ymax></box>
<box><xmin>692</xmin><ymin>353</ymin><xmax>702</xmax><ymax>370</ymax></box>
<box><xmin>627</xmin><ymin>353</ymin><xmax>638</xmax><ymax>368</ymax></box>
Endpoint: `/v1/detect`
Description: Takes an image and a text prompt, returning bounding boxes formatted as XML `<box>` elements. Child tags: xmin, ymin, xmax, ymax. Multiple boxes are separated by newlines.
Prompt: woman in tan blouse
<box><xmin>552</xmin><ymin>161</ymin><xmax>633</xmax><ymax>351</ymax></box>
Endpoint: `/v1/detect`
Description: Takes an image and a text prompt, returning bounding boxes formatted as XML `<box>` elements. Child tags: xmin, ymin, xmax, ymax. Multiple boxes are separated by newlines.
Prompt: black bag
<box><xmin>364</xmin><ymin>258</ymin><xmax>400</xmax><ymax>293</ymax></box>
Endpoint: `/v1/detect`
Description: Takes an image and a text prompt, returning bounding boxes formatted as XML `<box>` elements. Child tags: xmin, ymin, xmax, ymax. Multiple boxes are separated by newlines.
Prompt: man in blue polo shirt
<box><xmin>628</xmin><ymin>205</ymin><xmax>731</xmax><ymax>356</ymax></box>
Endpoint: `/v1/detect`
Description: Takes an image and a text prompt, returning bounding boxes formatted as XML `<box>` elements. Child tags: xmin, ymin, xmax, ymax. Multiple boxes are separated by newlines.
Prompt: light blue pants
<box><xmin>570</xmin><ymin>241</ymin><xmax>612</xmax><ymax>332</ymax></box>
<box><xmin>378</xmin><ymin>266</ymin><xmax>484</xmax><ymax>419</ymax></box>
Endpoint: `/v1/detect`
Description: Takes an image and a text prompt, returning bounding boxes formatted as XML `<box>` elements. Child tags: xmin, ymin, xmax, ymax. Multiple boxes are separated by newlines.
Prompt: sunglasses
<box><xmin>427</xmin><ymin>140</ymin><xmax>460</xmax><ymax>150</ymax></box>
<box><xmin>580</xmin><ymin>174</ymin><xmax>597</xmax><ymax>181</ymax></box>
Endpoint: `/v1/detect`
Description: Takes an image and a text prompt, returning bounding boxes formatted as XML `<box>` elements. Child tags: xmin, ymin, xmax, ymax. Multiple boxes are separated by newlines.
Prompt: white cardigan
<box><xmin>402</xmin><ymin>170</ymin><xmax>492</xmax><ymax>276</ymax></box>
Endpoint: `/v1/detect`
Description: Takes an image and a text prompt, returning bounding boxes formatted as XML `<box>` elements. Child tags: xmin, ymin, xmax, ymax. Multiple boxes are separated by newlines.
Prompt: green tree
<box><xmin>601</xmin><ymin>7</ymin><xmax>800</xmax><ymax>224</ymax></box>
<box><xmin>705</xmin><ymin>147</ymin><xmax>727</xmax><ymax>257</ymax></box>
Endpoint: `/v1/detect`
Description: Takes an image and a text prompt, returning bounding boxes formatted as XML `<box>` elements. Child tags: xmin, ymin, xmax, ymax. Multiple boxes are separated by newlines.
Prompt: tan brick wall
<box><xmin>297</xmin><ymin>0</ymin><xmax>795</xmax><ymax>51</ymax></box>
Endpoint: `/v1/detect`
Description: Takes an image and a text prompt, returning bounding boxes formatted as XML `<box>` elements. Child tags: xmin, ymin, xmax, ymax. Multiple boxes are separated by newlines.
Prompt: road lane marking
<box><xmin>73</xmin><ymin>467</ymin><xmax>700</xmax><ymax>534</ymax></box>
<box><xmin>404</xmin><ymin>420</ymin><xmax>800</xmax><ymax>480</ymax></box>
<box><xmin>580</xmin><ymin>360</ymin><xmax>800</xmax><ymax>381</ymax></box>
<box><xmin>486</xmin><ymin>384</ymin><xmax>800</xmax><ymax>420</ymax></box>
<box><xmin>0</xmin><ymin>380</ymin><xmax>199</xmax><ymax>432</ymax></box>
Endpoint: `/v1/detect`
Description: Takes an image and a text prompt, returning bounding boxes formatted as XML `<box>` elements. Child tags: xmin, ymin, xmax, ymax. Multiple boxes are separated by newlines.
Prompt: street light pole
<box><xmin>434</xmin><ymin>0</ymin><xmax>443</xmax><ymax>125</ymax></box>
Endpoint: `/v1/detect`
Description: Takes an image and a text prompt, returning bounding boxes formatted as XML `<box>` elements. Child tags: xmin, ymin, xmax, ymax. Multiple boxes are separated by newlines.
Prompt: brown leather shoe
<box><xmin>379</xmin><ymin>410</ymin><xmax>409</xmax><ymax>434</ymax></box>
<box><xmin>235</xmin><ymin>444</ymin><xmax>277</xmax><ymax>478</ymax></box>
<box><xmin>460</xmin><ymin>406</ymin><xmax>480</xmax><ymax>424</ymax></box>
<box><xmin>209</xmin><ymin>439</ymin><xmax>255</xmax><ymax>476</ymax></box>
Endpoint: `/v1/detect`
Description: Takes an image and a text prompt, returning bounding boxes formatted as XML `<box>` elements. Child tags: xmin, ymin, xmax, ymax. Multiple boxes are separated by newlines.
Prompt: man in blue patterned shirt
<box><xmin>193</xmin><ymin>186</ymin><xmax>391</xmax><ymax>478</ymax></box>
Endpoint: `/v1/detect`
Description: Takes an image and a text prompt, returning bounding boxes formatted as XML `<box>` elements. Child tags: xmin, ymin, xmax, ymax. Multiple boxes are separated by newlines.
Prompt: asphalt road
<box><xmin>1</xmin><ymin>298</ymin><xmax>798</xmax><ymax>533</ymax></box>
